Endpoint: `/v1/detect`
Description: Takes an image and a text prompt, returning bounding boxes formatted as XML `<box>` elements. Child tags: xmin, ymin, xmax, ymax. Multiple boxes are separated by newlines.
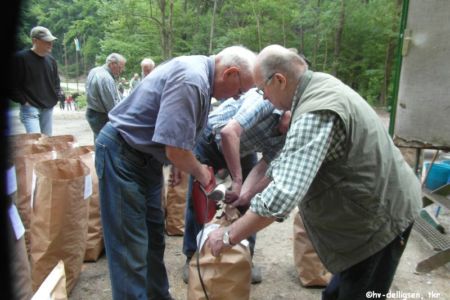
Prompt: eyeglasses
<box><xmin>256</xmin><ymin>73</ymin><xmax>276</xmax><ymax>96</ymax></box>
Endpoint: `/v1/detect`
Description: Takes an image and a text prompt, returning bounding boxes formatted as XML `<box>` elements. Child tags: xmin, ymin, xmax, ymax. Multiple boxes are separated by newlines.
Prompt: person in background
<box><xmin>181</xmin><ymin>88</ymin><xmax>290</xmax><ymax>285</ymax></box>
<box><xmin>208</xmin><ymin>44</ymin><xmax>422</xmax><ymax>300</ymax></box>
<box><xmin>72</xmin><ymin>92</ymin><xmax>80</xmax><ymax>111</ymax></box>
<box><xmin>10</xmin><ymin>26</ymin><xmax>61</xmax><ymax>136</ymax></box>
<box><xmin>65</xmin><ymin>94</ymin><xmax>74</xmax><ymax>111</ymax></box>
<box><xmin>85</xmin><ymin>53</ymin><xmax>126</xmax><ymax>141</ymax></box>
<box><xmin>129</xmin><ymin>73</ymin><xmax>140</xmax><ymax>91</ymax></box>
<box><xmin>141</xmin><ymin>57</ymin><xmax>155</xmax><ymax>78</ymax></box>
<box><xmin>95</xmin><ymin>45</ymin><xmax>256</xmax><ymax>300</ymax></box>
<box><xmin>59</xmin><ymin>90</ymin><xmax>65</xmax><ymax>111</ymax></box>
<box><xmin>117</xmin><ymin>77</ymin><xmax>128</xmax><ymax>97</ymax></box>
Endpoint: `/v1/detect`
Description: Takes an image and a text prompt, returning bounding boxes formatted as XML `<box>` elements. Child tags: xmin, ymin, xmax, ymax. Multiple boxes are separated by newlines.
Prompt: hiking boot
<box><xmin>251</xmin><ymin>265</ymin><xmax>262</xmax><ymax>284</ymax></box>
<box><xmin>182</xmin><ymin>257</ymin><xmax>191</xmax><ymax>284</ymax></box>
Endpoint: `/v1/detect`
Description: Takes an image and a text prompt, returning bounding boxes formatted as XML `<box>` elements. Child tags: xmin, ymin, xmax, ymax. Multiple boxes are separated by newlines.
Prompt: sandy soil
<box><xmin>9</xmin><ymin>107</ymin><xmax>450</xmax><ymax>300</ymax></box>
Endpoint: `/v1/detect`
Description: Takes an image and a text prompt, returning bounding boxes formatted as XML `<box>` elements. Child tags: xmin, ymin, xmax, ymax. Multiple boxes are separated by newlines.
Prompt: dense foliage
<box><xmin>16</xmin><ymin>0</ymin><xmax>402</xmax><ymax>106</ymax></box>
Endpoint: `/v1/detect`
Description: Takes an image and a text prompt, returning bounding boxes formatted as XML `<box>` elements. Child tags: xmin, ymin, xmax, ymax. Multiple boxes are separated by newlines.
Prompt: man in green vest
<box><xmin>208</xmin><ymin>44</ymin><xmax>422</xmax><ymax>300</ymax></box>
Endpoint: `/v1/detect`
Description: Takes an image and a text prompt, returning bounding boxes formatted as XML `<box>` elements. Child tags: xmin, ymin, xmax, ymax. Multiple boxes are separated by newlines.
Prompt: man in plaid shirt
<box><xmin>208</xmin><ymin>45</ymin><xmax>421</xmax><ymax>300</ymax></box>
<box><xmin>181</xmin><ymin>88</ymin><xmax>289</xmax><ymax>284</ymax></box>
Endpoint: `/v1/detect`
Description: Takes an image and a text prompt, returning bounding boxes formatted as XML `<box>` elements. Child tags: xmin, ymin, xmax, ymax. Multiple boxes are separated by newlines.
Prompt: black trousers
<box><xmin>322</xmin><ymin>223</ymin><xmax>414</xmax><ymax>300</ymax></box>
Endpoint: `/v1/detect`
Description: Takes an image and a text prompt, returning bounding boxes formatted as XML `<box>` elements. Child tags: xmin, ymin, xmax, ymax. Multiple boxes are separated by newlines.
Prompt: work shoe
<box><xmin>251</xmin><ymin>265</ymin><xmax>262</xmax><ymax>284</ymax></box>
<box><xmin>182</xmin><ymin>257</ymin><xmax>191</xmax><ymax>284</ymax></box>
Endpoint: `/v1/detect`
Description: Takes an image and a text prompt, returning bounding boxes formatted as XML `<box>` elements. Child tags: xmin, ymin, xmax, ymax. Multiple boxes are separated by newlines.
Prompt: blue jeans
<box><xmin>183</xmin><ymin>132</ymin><xmax>258</xmax><ymax>258</ymax></box>
<box><xmin>322</xmin><ymin>223</ymin><xmax>413</xmax><ymax>300</ymax></box>
<box><xmin>95</xmin><ymin>123</ymin><xmax>171</xmax><ymax>300</ymax></box>
<box><xmin>86</xmin><ymin>108</ymin><xmax>109</xmax><ymax>142</ymax></box>
<box><xmin>19</xmin><ymin>104</ymin><xmax>53</xmax><ymax>136</ymax></box>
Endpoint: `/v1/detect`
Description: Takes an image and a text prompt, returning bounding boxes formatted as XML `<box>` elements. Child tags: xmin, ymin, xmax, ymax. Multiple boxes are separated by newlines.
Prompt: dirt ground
<box><xmin>9</xmin><ymin>107</ymin><xmax>450</xmax><ymax>300</ymax></box>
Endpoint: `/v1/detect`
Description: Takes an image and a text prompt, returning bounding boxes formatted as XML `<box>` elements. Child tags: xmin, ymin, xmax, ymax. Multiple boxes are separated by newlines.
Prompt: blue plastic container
<box><xmin>424</xmin><ymin>162</ymin><xmax>450</xmax><ymax>190</ymax></box>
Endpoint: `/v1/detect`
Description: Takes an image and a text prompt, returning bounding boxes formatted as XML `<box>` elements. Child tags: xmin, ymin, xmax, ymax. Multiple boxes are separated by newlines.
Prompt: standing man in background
<box><xmin>10</xmin><ymin>26</ymin><xmax>62</xmax><ymax>136</ymax></box>
<box><xmin>141</xmin><ymin>57</ymin><xmax>155</xmax><ymax>78</ymax></box>
<box><xmin>85</xmin><ymin>53</ymin><xmax>126</xmax><ymax>141</ymax></box>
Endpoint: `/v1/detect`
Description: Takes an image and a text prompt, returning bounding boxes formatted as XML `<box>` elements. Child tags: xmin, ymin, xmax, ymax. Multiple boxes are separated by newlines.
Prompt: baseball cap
<box><xmin>30</xmin><ymin>26</ymin><xmax>57</xmax><ymax>42</ymax></box>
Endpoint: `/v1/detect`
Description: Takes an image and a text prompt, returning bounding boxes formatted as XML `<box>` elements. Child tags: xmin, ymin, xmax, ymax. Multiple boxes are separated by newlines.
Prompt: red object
<box><xmin>192</xmin><ymin>167</ymin><xmax>216</xmax><ymax>224</ymax></box>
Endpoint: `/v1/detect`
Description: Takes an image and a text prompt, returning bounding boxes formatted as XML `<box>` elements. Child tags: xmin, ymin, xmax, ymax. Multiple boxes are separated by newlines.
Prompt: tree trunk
<box><xmin>209</xmin><ymin>0</ymin><xmax>218</xmax><ymax>54</ymax></box>
<box><xmin>331</xmin><ymin>0</ymin><xmax>345</xmax><ymax>76</ymax></box>
<box><xmin>251</xmin><ymin>0</ymin><xmax>262</xmax><ymax>51</ymax></box>
<box><xmin>299</xmin><ymin>26</ymin><xmax>304</xmax><ymax>54</ymax></box>
<box><xmin>379</xmin><ymin>0</ymin><xmax>402</xmax><ymax>106</ymax></box>
<box><xmin>168</xmin><ymin>0</ymin><xmax>173</xmax><ymax>58</ymax></box>
<box><xmin>157</xmin><ymin>0</ymin><xmax>174</xmax><ymax>59</ymax></box>
<box><xmin>312</xmin><ymin>0</ymin><xmax>322</xmax><ymax>67</ymax></box>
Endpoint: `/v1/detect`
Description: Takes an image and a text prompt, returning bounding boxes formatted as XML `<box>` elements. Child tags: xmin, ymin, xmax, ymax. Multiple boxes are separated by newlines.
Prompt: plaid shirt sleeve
<box><xmin>249</xmin><ymin>111</ymin><xmax>346</xmax><ymax>220</ymax></box>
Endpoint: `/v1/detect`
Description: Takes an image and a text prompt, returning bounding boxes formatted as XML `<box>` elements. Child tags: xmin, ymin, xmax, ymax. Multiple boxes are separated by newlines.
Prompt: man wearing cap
<box><xmin>10</xmin><ymin>26</ymin><xmax>62</xmax><ymax>136</ymax></box>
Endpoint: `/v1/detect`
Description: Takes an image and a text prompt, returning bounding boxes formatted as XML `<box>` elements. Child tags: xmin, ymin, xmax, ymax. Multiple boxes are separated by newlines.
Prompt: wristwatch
<box><xmin>222</xmin><ymin>227</ymin><xmax>234</xmax><ymax>246</ymax></box>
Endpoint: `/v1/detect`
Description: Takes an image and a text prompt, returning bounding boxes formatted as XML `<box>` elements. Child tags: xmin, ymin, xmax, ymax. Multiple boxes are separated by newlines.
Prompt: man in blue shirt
<box><xmin>95</xmin><ymin>46</ymin><xmax>256</xmax><ymax>300</ymax></box>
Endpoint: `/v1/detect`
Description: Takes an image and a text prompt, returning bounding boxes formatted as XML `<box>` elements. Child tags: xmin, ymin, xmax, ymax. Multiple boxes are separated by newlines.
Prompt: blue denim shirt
<box><xmin>109</xmin><ymin>55</ymin><xmax>215</xmax><ymax>163</ymax></box>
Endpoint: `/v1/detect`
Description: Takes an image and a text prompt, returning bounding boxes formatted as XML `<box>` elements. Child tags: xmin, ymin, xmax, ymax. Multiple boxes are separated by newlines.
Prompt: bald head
<box><xmin>256</xmin><ymin>45</ymin><xmax>308</xmax><ymax>84</ymax></box>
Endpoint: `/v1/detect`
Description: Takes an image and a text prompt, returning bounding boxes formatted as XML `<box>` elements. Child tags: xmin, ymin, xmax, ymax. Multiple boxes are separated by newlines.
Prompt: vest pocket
<box><xmin>302</xmin><ymin>190</ymin><xmax>387</xmax><ymax>254</ymax></box>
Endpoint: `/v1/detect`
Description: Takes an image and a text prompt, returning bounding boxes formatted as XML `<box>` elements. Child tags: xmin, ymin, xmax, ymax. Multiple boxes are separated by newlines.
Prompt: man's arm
<box><xmin>231</xmin><ymin>159</ymin><xmax>271</xmax><ymax>208</ymax></box>
<box><xmin>166</xmin><ymin>145</ymin><xmax>211</xmax><ymax>187</ymax></box>
<box><xmin>208</xmin><ymin>210</ymin><xmax>275</xmax><ymax>257</ymax></box>
<box><xmin>9</xmin><ymin>54</ymin><xmax>29</xmax><ymax>105</ymax></box>
<box><xmin>220</xmin><ymin>119</ymin><xmax>244</xmax><ymax>202</ymax></box>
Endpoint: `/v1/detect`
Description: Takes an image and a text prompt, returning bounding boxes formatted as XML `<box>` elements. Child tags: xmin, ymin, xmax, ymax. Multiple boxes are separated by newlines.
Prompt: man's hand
<box><xmin>168</xmin><ymin>165</ymin><xmax>182</xmax><ymax>187</ymax></box>
<box><xmin>207</xmin><ymin>227</ymin><xmax>230</xmax><ymax>257</ymax></box>
<box><xmin>196</xmin><ymin>165</ymin><xmax>214</xmax><ymax>190</ymax></box>
<box><xmin>230</xmin><ymin>190</ymin><xmax>252</xmax><ymax>208</ymax></box>
<box><xmin>224</xmin><ymin>180</ymin><xmax>242</xmax><ymax>204</ymax></box>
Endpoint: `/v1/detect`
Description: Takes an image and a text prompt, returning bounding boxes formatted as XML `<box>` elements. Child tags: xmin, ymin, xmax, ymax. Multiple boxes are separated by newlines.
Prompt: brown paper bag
<box><xmin>32</xmin><ymin>260</ymin><xmax>68</xmax><ymax>300</ymax></box>
<box><xmin>30</xmin><ymin>158</ymin><xmax>90</xmax><ymax>293</ymax></box>
<box><xmin>188</xmin><ymin>206</ymin><xmax>251</xmax><ymax>300</ymax></box>
<box><xmin>14</xmin><ymin>144</ymin><xmax>55</xmax><ymax>254</ymax></box>
<box><xmin>293</xmin><ymin>210</ymin><xmax>332</xmax><ymax>287</ymax></box>
<box><xmin>164</xmin><ymin>170</ymin><xmax>188</xmax><ymax>236</ymax></box>
<box><xmin>38</xmin><ymin>135</ymin><xmax>77</xmax><ymax>151</ymax></box>
<box><xmin>10</xmin><ymin>133</ymin><xmax>46</xmax><ymax>149</ymax></box>
<box><xmin>58</xmin><ymin>146</ymin><xmax>103</xmax><ymax>261</ymax></box>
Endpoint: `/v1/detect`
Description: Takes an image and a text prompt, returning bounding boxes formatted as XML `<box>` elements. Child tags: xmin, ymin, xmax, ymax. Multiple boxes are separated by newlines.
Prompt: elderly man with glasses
<box><xmin>208</xmin><ymin>44</ymin><xmax>421</xmax><ymax>300</ymax></box>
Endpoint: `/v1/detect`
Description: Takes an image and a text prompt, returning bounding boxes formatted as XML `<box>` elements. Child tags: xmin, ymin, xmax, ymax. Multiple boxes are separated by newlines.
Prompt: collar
<box><xmin>103</xmin><ymin>64</ymin><xmax>116</xmax><ymax>79</ymax></box>
<box><xmin>290</xmin><ymin>70</ymin><xmax>314</xmax><ymax>115</ymax></box>
<box><xmin>288</xmin><ymin>70</ymin><xmax>313</xmax><ymax>129</ymax></box>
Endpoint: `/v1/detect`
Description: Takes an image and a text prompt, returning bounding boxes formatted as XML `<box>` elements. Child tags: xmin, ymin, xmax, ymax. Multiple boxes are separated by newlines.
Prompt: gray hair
<box><xmin>258</xmin><ymin>45</ymin><xmax>308</xmax><ymax>83</ymax></box>
<box><xmin>106</xmin><ymin>53</ymin><xmax>126</xmax><ymax>65</ymax></box>
<box><xmin>140</xmin><ymin>58</ymin><xmax>155</xmax><ymax>69</ymax></box>
<box><xmin>216</xmin><ymin>46</ymin><xmax>256</xmax><ymax>78</ymax></box>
